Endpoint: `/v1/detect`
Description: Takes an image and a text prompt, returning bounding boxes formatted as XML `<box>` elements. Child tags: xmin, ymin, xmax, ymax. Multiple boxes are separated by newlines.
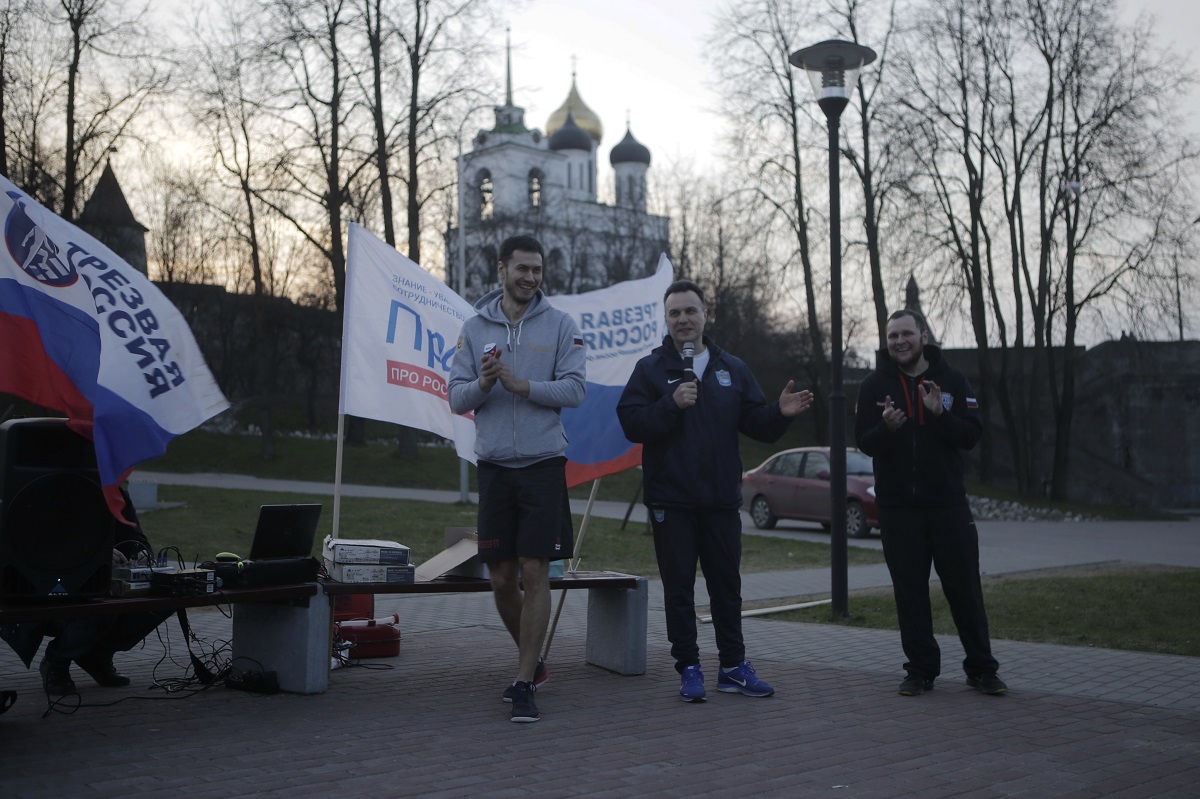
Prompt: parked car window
<box><xmin>766</xmin><ymin>452</ymin><xmax>802</xmax><ymax>477</ymax></box>
<box><xmin>768</xmin><ymin>451</ymin><xmax>796</xmax><ymax>475</ymax></box>
<box><xmin>802</xmin><ymin>452</ymin><xmax>829</xmax><ymax>479</ymax></box>
<box><xmin>847</xmin><ymin>450</ymin><xmax>873</xmax><ymax>475</ymax></box>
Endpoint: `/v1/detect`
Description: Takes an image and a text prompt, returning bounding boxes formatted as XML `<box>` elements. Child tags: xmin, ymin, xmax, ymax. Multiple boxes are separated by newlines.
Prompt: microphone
<box><xmin>681</xmin><ymin>342</ymin><xmax>695</xmax><ymax>383</ymax></box>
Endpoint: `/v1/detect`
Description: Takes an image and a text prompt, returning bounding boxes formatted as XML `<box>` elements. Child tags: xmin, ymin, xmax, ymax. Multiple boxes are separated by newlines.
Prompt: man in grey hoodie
<box><xmin>448</xmin><ymin>234</ymin><xmax>586</xmax><ymax>723</ymax></box>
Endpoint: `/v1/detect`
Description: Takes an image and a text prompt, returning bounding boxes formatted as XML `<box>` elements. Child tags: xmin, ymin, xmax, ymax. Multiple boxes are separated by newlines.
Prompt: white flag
<box><xmin>340</xmin><ymin>224</ymin><xmax>477</xmax><ymax>461</ymax></box>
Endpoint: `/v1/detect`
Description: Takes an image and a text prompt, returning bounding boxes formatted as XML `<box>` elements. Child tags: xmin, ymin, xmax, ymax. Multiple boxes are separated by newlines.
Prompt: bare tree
<box><xmin>2</xmin><ymin>0</ymin><xmax>167</xmax><ymax>213</ymax></box>
<box><xmin>254</xmin><ymin>0</ymin><xmax>372</xmax><ymax>315</ymax></box>
<box><xmin>708</xmin><ymin>0</ymin><xmax>831</xmax><ymax>440</ymax></box>
<box><xmin>357</xmin><ymin>0</ymin><xmax>401</xmax><ymax>247</ymax></box>
<box><xmin>1025</xmin><ymin>0</ymin><xmax>1196</xmax><ymax>498</ymax></box>
<box><xmin>52</xmin><ymin>0</ymin><xmax>169</xmax><ymax>219</ymax></box>
<box><xmin>389</xmin><ymin>0</ymin><xmax>494</xmax><ymax>264</ymax></box>
<box><xmin>0</xmin><ymin>0</ymin><xmax>33</xmax><ymax>178</ymax></box>
<box><xmin>188</xmin><ymin>0</ymin><xmax>300</xmax><ymax>458</ymax></box>
<box><xmin>355</xmin><ymin>0</ymin><xmax>493</xmax><ymax>457</ymax></box>
<box><xmin>895</xmin><ymin>0</ymin><xmax>1012</xmax><ymax>480</ymax></box>
<box><xmin>142</xmin><ymin>158</ymin><xmax>225</xmax><ymax>286</ymax></box>
<box><xmin>894</xmin><ymin>0</ymin><xmax>1196</xmax><ymax>497</ymax></box>
<box><xmin>830</xmin><ymin>0</ymin><xmax>905</xmax><ymax>353</ymax></box>
<box><xmin>3</xmin><ymin>25</ymin><xmax>62</xmax><ymax>204</ymax></box>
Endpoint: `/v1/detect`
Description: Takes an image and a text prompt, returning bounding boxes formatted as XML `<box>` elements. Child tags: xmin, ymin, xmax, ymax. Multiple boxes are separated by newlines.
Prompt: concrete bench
<box><xmin>1</xmin><ymin>571</ymin><xmax>648</xmax><ymax>696</ymax></box>
<box><xmin>322</xmin><ymin>570</ymin><xmax>648</xmax><ymax>679</ymax></box>
<box><xmin>0</xmin><ymin>584</ymin><xmax>329</xmax><ymax>695</ymax></box>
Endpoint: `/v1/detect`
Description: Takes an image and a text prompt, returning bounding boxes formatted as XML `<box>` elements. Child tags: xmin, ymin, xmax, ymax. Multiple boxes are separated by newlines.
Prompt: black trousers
<box><xmin>879</xmin><ymin>504</ymin><xmax>999</xmax><ymax>680</ymax></box>
<box><xmin>42</xmin><ymin>611</ymin><xmax>171</xmax><ymax>665</ymax></box>
<box><xmin>650</xmin><ymin>507</ymin><xmax>744</xmax><ymax>672</ymax></box>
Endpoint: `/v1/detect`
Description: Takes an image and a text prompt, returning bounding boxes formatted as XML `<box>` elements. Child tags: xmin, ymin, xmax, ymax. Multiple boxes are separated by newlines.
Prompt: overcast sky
<box><xmin>503</xmin><ymin>0</ymin><xmax>1200</xmax><ymax>172</ymax></box>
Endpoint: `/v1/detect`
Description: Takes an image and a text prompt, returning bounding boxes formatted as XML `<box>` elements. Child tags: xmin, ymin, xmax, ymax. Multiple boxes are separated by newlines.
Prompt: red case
<box><xmin>336</xmin><ymin>617</ymin><xmax>401</xmax><ymax>658</ymax></box>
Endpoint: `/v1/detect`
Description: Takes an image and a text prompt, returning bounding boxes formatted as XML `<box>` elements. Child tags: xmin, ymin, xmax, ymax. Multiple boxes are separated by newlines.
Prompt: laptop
<box><xmin>249</xmin><ymin>504</ymin><xmax>323</xmax><ymax>560</ymax></box>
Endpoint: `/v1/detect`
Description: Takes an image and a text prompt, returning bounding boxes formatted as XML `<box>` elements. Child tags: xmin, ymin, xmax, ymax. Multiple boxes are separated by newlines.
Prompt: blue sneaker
<box><xmin>679</xmin><ymin>664</ymin><xmax>706</xmax><ymax>703</ymax></box>
<box><xmin>717</xmin><ymin>661</ymin><xmax>774</xmax><ymax>697</ymax></box>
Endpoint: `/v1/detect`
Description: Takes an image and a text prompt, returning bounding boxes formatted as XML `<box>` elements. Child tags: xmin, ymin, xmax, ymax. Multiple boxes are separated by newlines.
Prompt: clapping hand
<box><xmin>919</xmin><ymin>380</ymin><xmax>944</xmax><ymax>416</ymax></box>
<box><xmin>881</xmin><ymin>395</ymin><xmax>907</xmax><ymax>430</ymax></box>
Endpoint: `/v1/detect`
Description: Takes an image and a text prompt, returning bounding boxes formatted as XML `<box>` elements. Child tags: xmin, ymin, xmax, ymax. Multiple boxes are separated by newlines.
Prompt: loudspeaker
<box><xmin>0</xmin><ymin>417</ymin><xmax>114</xmax><ymax>599</ymax></box>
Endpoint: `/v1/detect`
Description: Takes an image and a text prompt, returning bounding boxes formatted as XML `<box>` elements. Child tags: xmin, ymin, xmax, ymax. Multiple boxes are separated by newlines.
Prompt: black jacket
<box><xmin>617</xmin><ymin>335</ymin><xmax>791</xmax><ymax>511</ymax></box>
<box><xmin>854</xmin><ymin>345</ymin><xmax>981</xmax><ymax>508</ymax></box>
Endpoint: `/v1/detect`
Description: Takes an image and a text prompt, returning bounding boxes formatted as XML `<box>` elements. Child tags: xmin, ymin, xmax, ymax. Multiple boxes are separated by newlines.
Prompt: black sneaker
<box><xmin>502</xmin><ymin>658</ymin><xmax>548</xmax><ymax>703</ymax></box>
<box><xmin>39</xmin><ymin>656</ymin><xmax>76</xmax><ymax>696</ymax></box>
<box><xmin>967</xmin><ymin>672</ymin><xmax>1008</xmax><ymax>695</ymax></box>
<box><xmin>76</xmin><ymin>653</ymin><xmax>131</xmax><ymax>687</ymax></box>
<box><xmin>898</xmin><ymin>675</ymin><xmax>934</xmax><ymax>696</ymax></box>
<box><xmin>510</xmin><ymin>681</ymin><xmax>541</xmax><ymax>723</ymax></box>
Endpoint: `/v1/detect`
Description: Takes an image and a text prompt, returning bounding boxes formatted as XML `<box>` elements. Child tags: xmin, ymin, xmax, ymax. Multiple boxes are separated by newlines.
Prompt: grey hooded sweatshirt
<box><xmin>448</xmin><ymin>288</ymin><xmax>586</xmax><ymax>467</ymax></box>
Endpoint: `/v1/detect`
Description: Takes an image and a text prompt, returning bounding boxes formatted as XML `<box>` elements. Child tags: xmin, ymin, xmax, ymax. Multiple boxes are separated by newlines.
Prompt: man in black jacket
<box><xmin>617</xmin><ymin>280</ymin><xmax>813</xmax><ymax>703</ymax></box>
<box><xmin>854</xmin><ymin>309</ymin><xmax>1007</xmax><ymax>697</ymax></box>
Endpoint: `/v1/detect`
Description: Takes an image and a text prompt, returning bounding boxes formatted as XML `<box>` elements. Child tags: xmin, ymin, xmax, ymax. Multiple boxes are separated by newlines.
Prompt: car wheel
<box><xmin>847</xmin><ymin>500</ymin><xmax>870</xmax><ymax>538</ymax></box>
<box><xmin>750</xmin><ymin>496</ymin><xmax>777</xmax><ymax>530</ymax></box>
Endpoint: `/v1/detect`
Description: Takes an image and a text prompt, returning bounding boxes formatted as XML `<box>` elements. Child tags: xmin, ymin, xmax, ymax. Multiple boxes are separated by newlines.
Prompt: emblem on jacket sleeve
<box><xmin>942</xmin><ymin>393</ymin><xmax>954</xmax><ymax>411</ymax></box>
<box><xmin>716</xmin><ymin>370</ymin><xmax>731</xmax><ymax>386</ymax></box>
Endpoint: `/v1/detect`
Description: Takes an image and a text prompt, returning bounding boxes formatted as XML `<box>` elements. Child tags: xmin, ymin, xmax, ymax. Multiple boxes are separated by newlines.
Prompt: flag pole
<box><xmin>542</xmin><ymin>477</ymin><xmax>601</xmax><ymax>661</ymax></box>
<box><xmin>331</xmin><ymin>413</ymin><xmax>347</xmax><ymax>540</ymax></box>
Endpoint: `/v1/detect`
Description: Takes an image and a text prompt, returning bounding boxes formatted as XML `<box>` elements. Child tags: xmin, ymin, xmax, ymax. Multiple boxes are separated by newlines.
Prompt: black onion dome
<box><xmin>548</xmin><ymin>113</ymin><xmax>593</xmax><ymax>152</ymax></box>
<box><xmin>609</xmin><ymin>127</ymin><xmax>651</xmax><ymax>166</ymax></box>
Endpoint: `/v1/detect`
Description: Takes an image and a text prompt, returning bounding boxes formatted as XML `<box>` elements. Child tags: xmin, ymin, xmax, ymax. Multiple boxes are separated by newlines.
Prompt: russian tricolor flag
<box><xmin>0</xmin><ymin>178</ymin><xmax>229</xmax><ymax>516</ymax></box>
<box><xmin>550</xmin><ymin>255</ymin><xmax>674</xmax><ymax>487</ymax></box>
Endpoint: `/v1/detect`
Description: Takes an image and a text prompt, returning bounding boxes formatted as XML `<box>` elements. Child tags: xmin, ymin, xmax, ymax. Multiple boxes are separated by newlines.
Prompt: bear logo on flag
<box><xmin>4</xmin><ymin>192</ymin><xmax>77</xmax><ymax>288</ymax></box>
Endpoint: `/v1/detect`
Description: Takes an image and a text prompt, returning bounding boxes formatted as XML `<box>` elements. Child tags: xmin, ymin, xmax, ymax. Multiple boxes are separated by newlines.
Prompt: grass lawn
<box><xmin>144</xmin><ymin>484</ymin><xmax>887</xmax><ymax>578</ymax></box>
<box><xmin>752</xmin><ymin>563</ymin><xmax>1200</xmax><ymax>658</ymax></box>
<box><xmin>143</xmin><ymin>428</ymin><xmax>1167</xmax><ymax>519</ymax></box>
<box><xmin>138</xmin><ymin>430</ymin><xmax>1195</xmax><ymax>658</ymax></box>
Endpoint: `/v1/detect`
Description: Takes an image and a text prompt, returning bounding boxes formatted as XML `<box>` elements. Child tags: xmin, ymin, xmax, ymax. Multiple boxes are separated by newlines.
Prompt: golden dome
<box><xmin>545</xmin><ymin>76</ymin><xmax>603</xmax><ymax>144</ymax></box>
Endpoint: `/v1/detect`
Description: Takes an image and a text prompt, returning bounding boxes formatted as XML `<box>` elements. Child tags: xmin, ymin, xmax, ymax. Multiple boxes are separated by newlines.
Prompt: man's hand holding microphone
<box><xmin>673</xmin><ymin>342</ymin><xmax>699</xmax><ymax>409</ymax></box>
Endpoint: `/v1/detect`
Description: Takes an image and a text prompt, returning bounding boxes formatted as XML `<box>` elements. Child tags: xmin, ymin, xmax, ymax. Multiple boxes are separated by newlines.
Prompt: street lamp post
<box><xmin>790</xmin><ymin>39</ymin><xmax>876</xmax><ymax>618</ymax></box>
<box><xmin>455</xmin><ymin>104</ymin><xmax>493</xmax><ymax>502</ymax></box>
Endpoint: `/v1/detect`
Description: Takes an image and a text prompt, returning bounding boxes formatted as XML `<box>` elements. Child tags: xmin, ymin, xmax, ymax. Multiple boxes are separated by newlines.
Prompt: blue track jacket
<box><xmin>617</xmin><ymin>335</ymin><xmax>791</xmax><ymax>511</ymax></box>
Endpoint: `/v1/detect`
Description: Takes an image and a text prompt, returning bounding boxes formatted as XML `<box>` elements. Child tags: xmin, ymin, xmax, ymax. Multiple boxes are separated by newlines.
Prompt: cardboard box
<box><xmin>443</xmin><ymin>527</ymin><xmax>488</xmax><ymax>579</ymax></box>
<box><xmin>322</xmin><ymin>536</ymin><xmax>411</xmax><ymax>565</ymax></box>
<box><xmin>324</xmin><ymin>560</ymin><xmax>415</xmax><ymax>584</ymax></box>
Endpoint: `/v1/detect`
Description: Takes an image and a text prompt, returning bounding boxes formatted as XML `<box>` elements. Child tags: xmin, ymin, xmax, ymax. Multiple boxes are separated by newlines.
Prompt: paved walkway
<box><xmin>1</xmin><ymin>473</ymin><xmax>1197</xmax><ymax>797</ymax></box>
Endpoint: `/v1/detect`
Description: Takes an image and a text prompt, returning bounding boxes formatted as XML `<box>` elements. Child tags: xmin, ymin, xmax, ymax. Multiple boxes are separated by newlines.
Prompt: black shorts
<box><xmin>476</xmin><ymin>456</ymin><xmax>574</xmax><ymax>563</ymax></box>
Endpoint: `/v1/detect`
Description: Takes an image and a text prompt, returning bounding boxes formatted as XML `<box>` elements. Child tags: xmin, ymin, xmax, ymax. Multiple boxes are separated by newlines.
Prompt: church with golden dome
<box><xmin>446</xmin><ymin>45</ymin><xmax>670</xmax><ymax>300</ymax></box>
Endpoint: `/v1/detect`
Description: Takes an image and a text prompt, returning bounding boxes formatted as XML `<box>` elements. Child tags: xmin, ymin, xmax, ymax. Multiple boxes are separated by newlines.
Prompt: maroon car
<box><xmin>741</xmin><ymin>447</ymin><xmax>879</xmax><ymax>537</ymax></box>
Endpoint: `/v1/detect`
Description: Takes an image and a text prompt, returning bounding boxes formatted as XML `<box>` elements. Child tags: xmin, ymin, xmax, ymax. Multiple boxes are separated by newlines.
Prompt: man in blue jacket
<box><xmin>617</xmin><ymin>279</ymin><xmax>813</xmax><ymax>702</ymax></box>
<box><xmin>854</xmin><ymin>309</ymin><xmax>1006</xmax><ymax>697</ymax></box>
<box><xmin>448</xmin><ymin>234</ymin><xmax>586</xmax><ymax>723</ymax></box>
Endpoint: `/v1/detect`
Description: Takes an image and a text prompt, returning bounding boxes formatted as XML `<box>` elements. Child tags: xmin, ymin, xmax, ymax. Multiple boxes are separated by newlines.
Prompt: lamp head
<box><xmin>789</xmin><ymin>40</ymin><xmax>877</xmax><ymax>106</ymax></box>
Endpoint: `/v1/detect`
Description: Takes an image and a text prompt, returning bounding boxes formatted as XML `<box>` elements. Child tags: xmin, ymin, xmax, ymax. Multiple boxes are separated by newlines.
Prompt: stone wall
<box><xmin>940</xmin><ymin>340</ymin><xmax>1200</xmax><ymax>510</ymax></box>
